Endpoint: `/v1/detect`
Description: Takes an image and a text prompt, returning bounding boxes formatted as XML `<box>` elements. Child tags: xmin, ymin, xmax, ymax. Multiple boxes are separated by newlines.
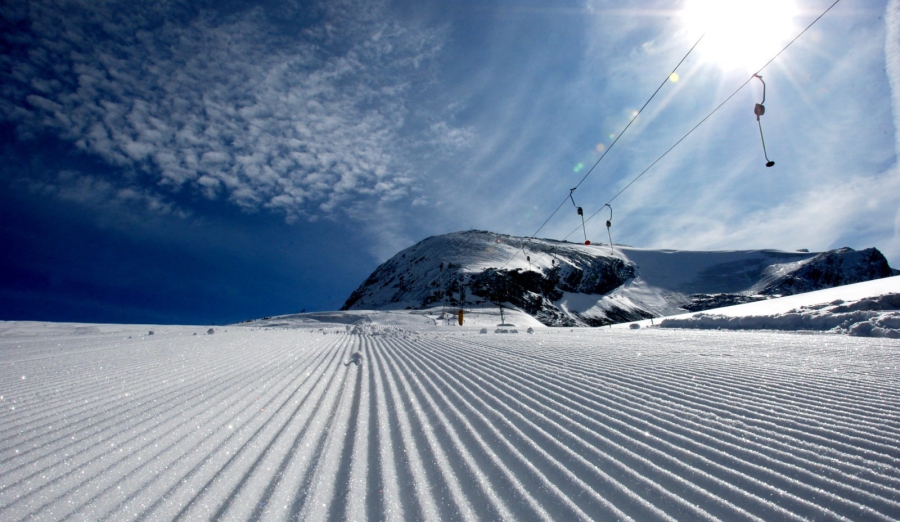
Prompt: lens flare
<box><xmin>573</xmin><ymin>163</ymin><xmax>585</xmax><ymax>173</ymax></box>
<box><xmin>669</xmin><ymin>72</ymin><xmax>680</xmax><ymax>82</ymax></box>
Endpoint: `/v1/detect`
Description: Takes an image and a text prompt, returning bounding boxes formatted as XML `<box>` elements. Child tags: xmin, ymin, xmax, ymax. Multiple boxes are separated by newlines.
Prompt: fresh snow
<box><xmin>663</xmin><ymin>276</ymin><xmax>900</xmax><ymax>318</ymax></box>
<box><xmin>249</xmin><ymin>308</ymin><xmax>546</xmax><ymax>330</ymax></box>
<box><xmin>622</xmin><ymin>276</ymin><xmax>900</xmax><ymax>337</ymax></box>
<box><xmin>2</xmin><ymin>280</ymin><xmax>900</xmax><ymax>521</ymax></box>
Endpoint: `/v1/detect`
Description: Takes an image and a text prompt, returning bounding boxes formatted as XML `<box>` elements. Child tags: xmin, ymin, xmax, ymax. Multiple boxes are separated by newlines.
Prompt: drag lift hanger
<box><xmin>603</xmin><ymin>204</ymin><xmax>614</xmax><ymax>253</ymax></box>
<box><xmin>754</xmin><ymin>74</ymin><xmax>775</xmax><ymax>168</ymax></box>
<box><xmin>569</xmin><ymin>188</ymin><xmax>590</xmax><ymax>245</ymax></box>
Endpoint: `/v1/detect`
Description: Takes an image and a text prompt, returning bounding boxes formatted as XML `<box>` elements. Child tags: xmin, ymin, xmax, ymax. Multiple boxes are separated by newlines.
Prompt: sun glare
<box><xmin>682</xmin><ymin>0</ymin><xmax>799</xmax><ymax>72</ymax></box>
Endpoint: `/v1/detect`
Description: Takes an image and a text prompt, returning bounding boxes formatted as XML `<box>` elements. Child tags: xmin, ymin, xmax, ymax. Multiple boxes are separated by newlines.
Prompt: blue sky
<box><xmin>1</xmin><ymin>0</ymin><xmax>898</xmax><ymax>324</ymax></box>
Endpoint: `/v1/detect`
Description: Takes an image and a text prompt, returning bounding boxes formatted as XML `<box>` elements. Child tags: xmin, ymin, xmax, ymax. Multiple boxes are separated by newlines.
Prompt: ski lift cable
<box><xmin>569</xmin><ymin>33</ymin><xmax>706</xmax><ymax>194</ymax></box>
<box><xmin>601</xmin><ymin>0</ymin><xmax>842</xmax><ymax>207</ymax></box>
<box><xmin>533</xmin><ymin>32</ymin><xmax>704</xmax><ymax>242</ymax></box>
<box><xmin>497</xmin><ymin>195</ymin><xmax>569</xmax><ymax>269</ymax></box>
<box><xmin>496</xmin><ymin>34</ymin><xmax>707</xmax><ymax>269</ymax></box>
<box><xmin>507</xmin><ymin>0</ymin><xmax>841</xmax><ymax>264</ymax></box>
<box><xmin>566</xmin><ymin>0</ymin><xmax>843</xmax><ymax>241</ymax></box>
<box><xmin>563</xmin><ymin>75</ymin><xmax>754</xmax><ymax>241</ymax></box>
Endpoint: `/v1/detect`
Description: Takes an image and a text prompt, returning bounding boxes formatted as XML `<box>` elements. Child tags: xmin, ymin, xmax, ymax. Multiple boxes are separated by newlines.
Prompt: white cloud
<box><xmin>639</xmin><ymin>169</ymin><xmax>899</xmax><ymax>252</ymax></box>
<box><xmin>23</xmin><ymin>169</ymin><xmax>191</xmax><ymax>225</ymax></box>
<box><xmin>6</xmin><ymin>0</ymin><xmax>896</xmax><ymax>269</ymax></box>
<box><xmin>518</xmin><ymin>0</ymin><xmax>900</xmax><ymax>263</ymax></box>
<box><xmin>1</xmin><ymin>0</ymin><xmax>457</xmax><ymax>229</ymax></box>
<box><xmin>887</xmin><ymin>0</ymin><xmax>900</xmax><ymax>159</ymax></box>
<box><xmin>884</xmin><ymin>0</ymin><xmax>900</xmax><ymax>264</ymax></box>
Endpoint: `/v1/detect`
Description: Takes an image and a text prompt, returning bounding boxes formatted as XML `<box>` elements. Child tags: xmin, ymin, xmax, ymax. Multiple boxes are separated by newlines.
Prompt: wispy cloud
<box><xmin>885</xmin><ymin>0</ymin><xmax>900</xmax><ymax>263</ymax></box>
<box><xmin>20</xmin><ymin>169</ymin><xmax>191</xmax><ymax>226</ymax></box>
<box><xmin>1</xmin><ymin>0</ymin><xmax>461</xmax><ymax>229</ymax></box>
<box><xmin>887</xmin><ymin>0</ymin><xmax>900</xmax><ymax>159</ymax></box>
<box><xmin>2</xmin><ymin>0</ymin><xmax>897</xmax><ymax>267</ymax></box>
<box><xmin>628</xmin><ymin>168</ymin><xmax>900</xmax><ymax>251</ymax></box>
<box><xmin>523</xmin><ymin>0</ymin><xmax>900</xmax><ymax>263</ymax></box>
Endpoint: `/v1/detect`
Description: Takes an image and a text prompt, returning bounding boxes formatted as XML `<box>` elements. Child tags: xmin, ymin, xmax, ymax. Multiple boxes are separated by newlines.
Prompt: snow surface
<box><xmin>615</xmin><ymin>276</ymin><xmax>900</xmax><ymax>338</ymax></box>
<box><xmin>2</xmin><ymin>284</ymin><xmax>900</xmax><ymax>521</ymax></box>
<box><xmin>247</xmin><ymin>308</ymin><xmax>546</xmax><ymax>330</ymax></box>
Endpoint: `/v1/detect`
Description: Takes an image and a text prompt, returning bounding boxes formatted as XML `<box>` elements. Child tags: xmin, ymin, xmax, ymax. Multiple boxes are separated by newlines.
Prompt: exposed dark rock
<box><xmin>762</xmin><ymin>247</ymin><xmax>895</xmax><ymax>296</ymax></box>
<box><xmin>681</xmin><ymin>294</ymin><xmax>769</xmax><ymax>312</ymax></box>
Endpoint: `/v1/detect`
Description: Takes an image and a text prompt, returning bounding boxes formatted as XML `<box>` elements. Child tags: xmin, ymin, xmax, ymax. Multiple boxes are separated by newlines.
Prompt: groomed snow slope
<box><xmin>1</xmin><ymin>320</ymin><xmax>899</xmax><ymax>521</ymax></box>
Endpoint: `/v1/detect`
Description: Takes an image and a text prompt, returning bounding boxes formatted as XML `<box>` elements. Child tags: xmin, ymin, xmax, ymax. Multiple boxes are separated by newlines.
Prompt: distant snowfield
<box><xmin>1</xmin><ymin>282</ymin><xmax>899</xmax><ymax>521</ymax></box>
<box><xmin>622</xmin><ymin>276</ymin><xmax>900</xmax><ymax>338</ymax></box>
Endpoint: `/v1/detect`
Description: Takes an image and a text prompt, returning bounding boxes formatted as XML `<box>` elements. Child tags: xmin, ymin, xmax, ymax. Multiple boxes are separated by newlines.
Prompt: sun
<box><xmin>681</xmin><ymin>0</ymin><xmax>800</xmax><ymax>72</ymax></box>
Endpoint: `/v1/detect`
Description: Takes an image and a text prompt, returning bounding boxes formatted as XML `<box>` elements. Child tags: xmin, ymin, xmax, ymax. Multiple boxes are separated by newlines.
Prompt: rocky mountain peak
<box><xmin>342</xmin><ymin>230</ymin><xmax>897</xmax><ymax>327</ymax></box>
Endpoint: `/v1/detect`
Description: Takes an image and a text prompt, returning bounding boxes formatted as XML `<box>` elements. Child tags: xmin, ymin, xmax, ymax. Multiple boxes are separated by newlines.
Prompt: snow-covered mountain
<box><xmin>342</xmin><ymin>230</ymin><xmax>897</xmax><ymax>326</ymax></box>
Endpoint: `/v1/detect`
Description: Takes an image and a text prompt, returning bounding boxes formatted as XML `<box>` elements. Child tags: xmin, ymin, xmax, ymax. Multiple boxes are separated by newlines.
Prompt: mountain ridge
<box><xmin>342</xmin><ymin>230</ymin><xmax>897</xmax><ymax>326</ymax></box>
